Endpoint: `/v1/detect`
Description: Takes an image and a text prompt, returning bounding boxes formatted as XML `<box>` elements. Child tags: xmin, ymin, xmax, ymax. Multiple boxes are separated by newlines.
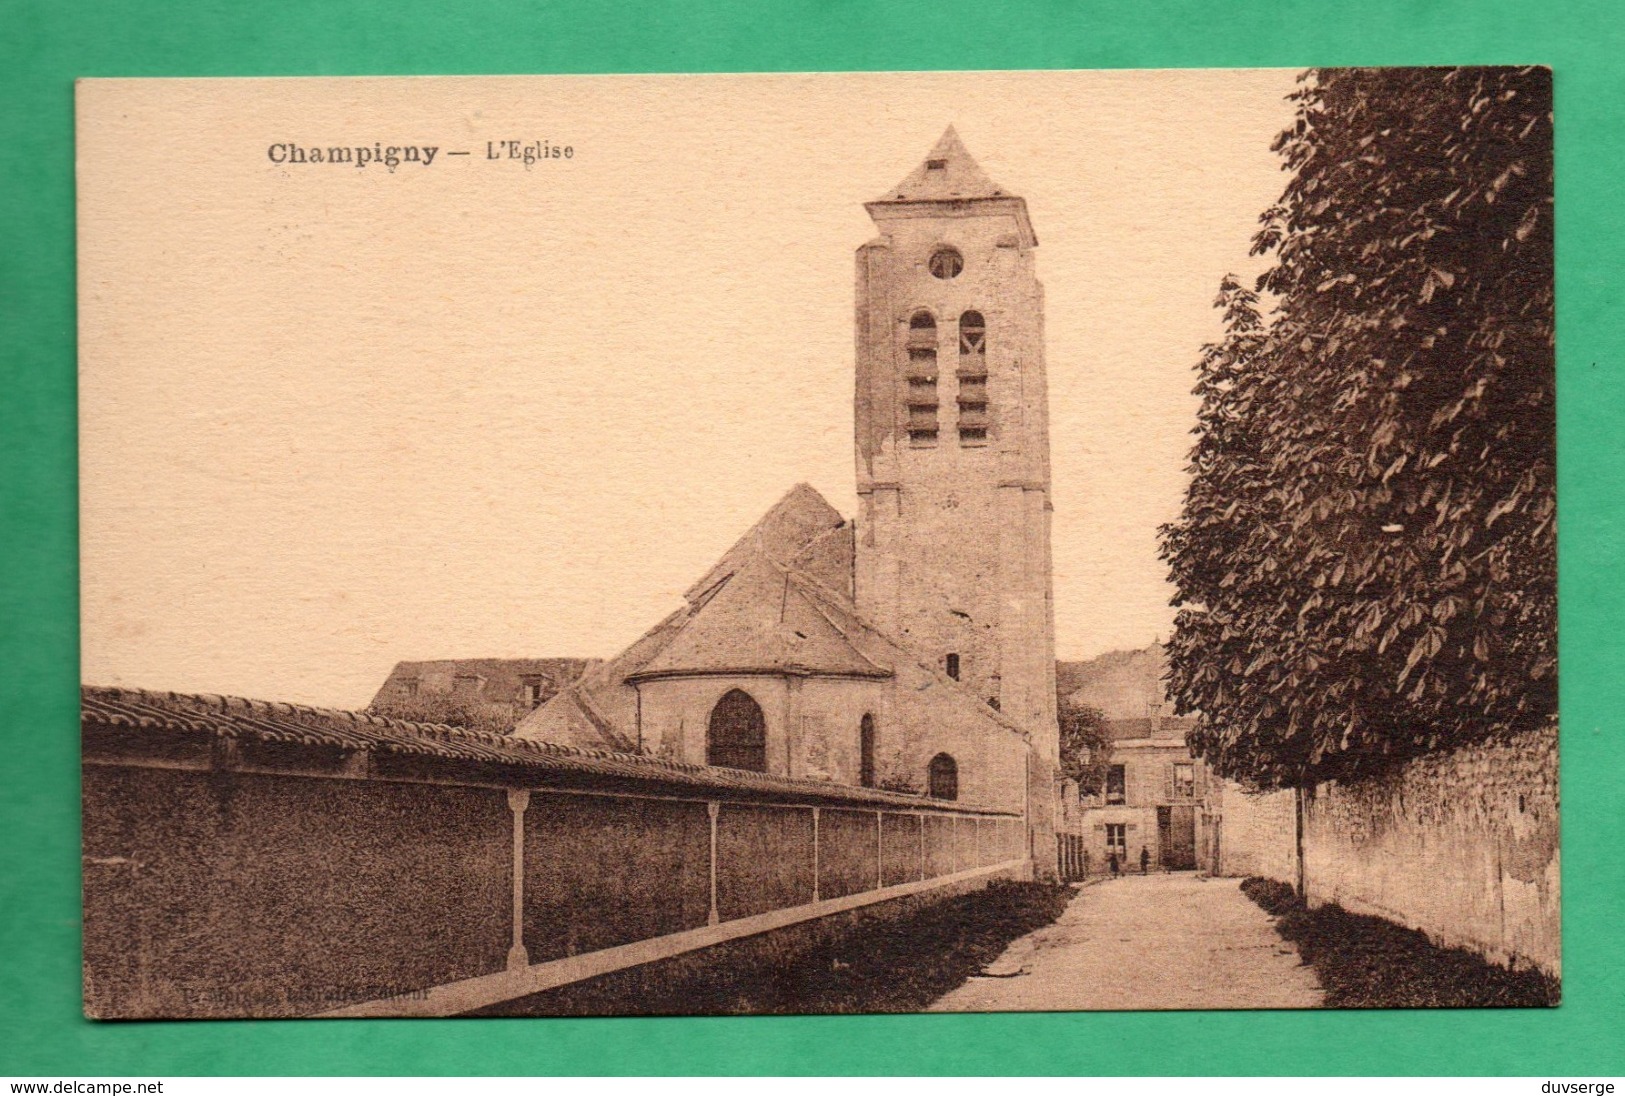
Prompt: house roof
<box><xmin>517</xmin><ymin>484</ymin><xmax>867</xmax><ymax>746</ymax></box>
<box><xmin>81</xmin><ymin>685</ymin><xmax>1016</xmax><ymax>814</ymax></box>
<box><xmin>369</xmin><ymin>657</ymin><xmax>595</xmax><ymax>708</ymax></box>
<box><xmin>1105</xmin><ymin>715</ymin><xmax>1200</xmax><ymax>743</ymax></box>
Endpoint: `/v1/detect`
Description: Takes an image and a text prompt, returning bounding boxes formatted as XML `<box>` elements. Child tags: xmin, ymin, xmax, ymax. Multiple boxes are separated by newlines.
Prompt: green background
<box><xmin>3</xmin><ymin>0</ymin><xmax>1621</xmax><ymax>1076</ymax></box>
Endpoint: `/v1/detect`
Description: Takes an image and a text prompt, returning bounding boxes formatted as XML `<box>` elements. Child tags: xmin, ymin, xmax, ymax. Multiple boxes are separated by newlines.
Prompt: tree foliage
<box><xmin>1058</xmin><ymin>701</ymin><xmax>1111</xmax><ymax>794</ymax></box>
<box><xmin>1161</xmin><ymin>67</ymin><xmax>1555</xmax><ymax>789</ymax></box>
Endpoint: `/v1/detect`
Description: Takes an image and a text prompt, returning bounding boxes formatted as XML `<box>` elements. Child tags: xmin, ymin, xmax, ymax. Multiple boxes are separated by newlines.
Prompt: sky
<box><xmin>78</xmin><ymin>70</ymin><xmax>1300</xmax><ymax>709</ymax></box>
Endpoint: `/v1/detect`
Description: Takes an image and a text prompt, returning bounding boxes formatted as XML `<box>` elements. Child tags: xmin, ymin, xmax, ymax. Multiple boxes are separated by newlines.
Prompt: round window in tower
<box><xmin>928</xmin><ymin>247</ymin><xmax>963</xmax><ymax>280</ymax></box>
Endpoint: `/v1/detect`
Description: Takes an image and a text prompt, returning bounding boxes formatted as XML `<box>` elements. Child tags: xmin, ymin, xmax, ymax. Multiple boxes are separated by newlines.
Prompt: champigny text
<box><xmin>267</xmin><ymin>143</ymin><xmax>441</xmax><ymax>169</ymax></box>
<box><xmin>266</xmin><ymin>139</ymin><xmax>577</xmax><ymax>171</ymax></box>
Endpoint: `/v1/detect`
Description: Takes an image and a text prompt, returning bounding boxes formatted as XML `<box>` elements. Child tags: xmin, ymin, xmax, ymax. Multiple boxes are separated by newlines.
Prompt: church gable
<box><xmin>632</xmin><ymin>554</ymin><xmax>887</xmax><ymax>683</ymax></box>
<box><xmin>786</xmin><ymin>520</ymin><xmax>856</xmax><ymax>600</ymax></box>
<box><xmin>519</xmin><ymin>485</ymin><xmax>865</xmax><ymax>747</ymax></box>
<box><xmin>683</xmin><ymin>483</ymin><xmax>851</xmax><ymax>604</ymax></box>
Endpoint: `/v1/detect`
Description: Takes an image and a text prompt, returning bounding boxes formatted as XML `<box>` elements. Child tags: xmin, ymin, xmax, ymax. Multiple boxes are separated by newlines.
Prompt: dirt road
<box><xmin>930</xmin><ymin>873</ymin><xmax>1323</xmax><ymax>1011</ymax></box>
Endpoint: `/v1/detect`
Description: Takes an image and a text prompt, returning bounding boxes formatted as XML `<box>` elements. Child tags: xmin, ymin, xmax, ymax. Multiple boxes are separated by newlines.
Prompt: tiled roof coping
<box><xmin>82</xmin><ymin>685</ymin><xmax>1016</xmax><ymax>815</ymax></box>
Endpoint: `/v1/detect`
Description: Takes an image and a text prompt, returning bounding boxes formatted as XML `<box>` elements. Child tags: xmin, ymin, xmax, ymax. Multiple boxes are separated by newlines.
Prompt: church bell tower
<box><xmin>853</xmin><ymin>126</ymin><xmax>1059</xmax><ymax>770</ymax></box>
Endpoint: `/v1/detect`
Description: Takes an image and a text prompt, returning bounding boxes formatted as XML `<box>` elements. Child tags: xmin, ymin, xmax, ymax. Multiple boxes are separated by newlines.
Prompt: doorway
<box><xmin>1158</xmin><ymin>804</ymin><xmax>1197</xmax><ymax>870</ymax></box>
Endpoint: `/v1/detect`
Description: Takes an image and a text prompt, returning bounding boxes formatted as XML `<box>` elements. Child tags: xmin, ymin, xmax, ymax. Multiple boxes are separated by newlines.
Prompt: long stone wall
<box><xmin>83</xmin><ymin>758</ymin><xmax>1026</xmax><ymax>1019</ymax></box>
<box><xmin>1213</xmin><ymin>723</ymin><xmax>1560</xmax><ymax>976</ymax></box>
<box><xmin>1302</xmin><ymin>723</ymin><xmax>1560</xmax><ymax>976</ymax></box>
<box><xmin>521</xmin><ymin>793</ymin><xmax>712</xmax><ymax>963</ymax></box>
<box><xmin>1215</xmin><ymin>781</ymin><xmax>1298</xmax><ymax>885</ymax></box>
<box><xmin>82</xmin><ymin>766</ymin><xmax>514</xmax><ymax>1018</ymax></box>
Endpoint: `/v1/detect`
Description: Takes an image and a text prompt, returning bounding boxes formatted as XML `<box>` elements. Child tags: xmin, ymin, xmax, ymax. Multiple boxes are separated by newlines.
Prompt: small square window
<box><xmin>521</xmin><ymin>677</ymin><xmax>551</xmax><ymax>708</ymax></box>
<box><xmin>926</xmin><ymin>158</ymin><xmax>947</xmax><ymax>170</ymax></box>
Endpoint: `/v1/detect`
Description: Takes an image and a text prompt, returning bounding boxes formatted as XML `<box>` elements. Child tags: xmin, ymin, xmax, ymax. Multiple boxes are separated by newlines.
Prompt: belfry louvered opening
<box><xmin>905</xmin><ymin>311</ymin><xmax>939</xmax><ymax>446</ymax></box>
<box><xmin>957</xmin><ymin>310</ymin><xmax>989</xmax><ymax>445</ymax></box>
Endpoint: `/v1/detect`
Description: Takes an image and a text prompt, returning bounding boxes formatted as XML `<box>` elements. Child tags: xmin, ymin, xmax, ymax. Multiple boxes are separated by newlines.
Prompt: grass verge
<box><xmin>476</xmin><ymin>880</ymin><xmax>1074</xmax><ymax>1016</ymax></box>
<box><xmin>1241</xmin><ymin>877</ymin><xmax>1559</xmax><ymax>1007</ymax></box>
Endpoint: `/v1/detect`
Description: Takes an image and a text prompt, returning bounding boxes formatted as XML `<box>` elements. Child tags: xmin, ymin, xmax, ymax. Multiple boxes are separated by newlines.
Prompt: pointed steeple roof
<box><xmin>879</xmin><ymin>125</ymin><xmax>1007</xmax><ymax>202</ymax></box>
<box><xmin>866</xmin><ymin>126</ymin><xmax>1037</xmax><ymax>246</ymax></box>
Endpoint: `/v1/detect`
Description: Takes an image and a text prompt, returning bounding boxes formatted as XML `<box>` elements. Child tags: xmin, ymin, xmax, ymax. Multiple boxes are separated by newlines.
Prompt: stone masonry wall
<box><xmin>1215</xmin><ymin>781</ymin><xmax>1298</xmax><ymax>885</ymax></box>
<box><xmin>83</xmin><ymin>766</ymin><xmax>512</xmax><ymax>1019</ymax></box>
<box><xmin>1302</xmin><ymin>723</ymin><xmax>1560</xmax><ymax>975</ymax></box>
<box><xmin>84</xmin><ymin>755</ymin><xmax>1029</xmax><ymax>1018</ymax></box>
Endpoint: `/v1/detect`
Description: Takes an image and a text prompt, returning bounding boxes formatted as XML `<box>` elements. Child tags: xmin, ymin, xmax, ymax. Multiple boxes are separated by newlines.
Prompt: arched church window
<box><xmin>905</xmin><ymin>311</ymin><xmax>939</xmax><ymax>447</ymax></box>
<box><xmin>859</xmin><ymin>713</ymin><xmax>876</xmax><ymax>788</ymax></box>
<box><xmin>928</xmin><ymin>753</ymin><xmax>959</xmax><ymax>800</ymax></box>
<box><xmin>707</xmin><ymin>688</ymin><xmax>767</xmax><ymax>773</ymax></box>
<box><xmin>928</xmin><ymin>247</ymin><xmax>963</xmax><ymax>280</ymax></box>
<box><xmin>957</xmin><ymin>310</ymin><xmax>989</xmax><ymax>446</ymax></box>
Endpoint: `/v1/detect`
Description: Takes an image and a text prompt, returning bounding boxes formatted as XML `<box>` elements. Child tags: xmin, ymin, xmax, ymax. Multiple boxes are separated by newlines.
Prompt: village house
<box><xmin>368</xmin><ymin>657</ymin><xmax>596</xmax><ymax>733</ymax></box>
<box><xmin>1076</xmin><ymin>710</ymin><xmax>1213</xmax><ymax>872</ymax></box>
<box><xmin>1057</xmin><ymin>643</ymin><xmax>1218</xmax><ymax>873</ymax></box>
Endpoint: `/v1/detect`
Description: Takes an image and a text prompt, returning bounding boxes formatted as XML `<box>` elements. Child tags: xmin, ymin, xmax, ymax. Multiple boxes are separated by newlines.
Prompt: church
<box><xmin>77</xmin><ymin>127</ymin><xmax>1079</xmax><ymax>1020</ymax></box>
<box><xmin>518</xmin><ymin>127</ymin><xmax>1062</xmax><ymax>848</ymax></box>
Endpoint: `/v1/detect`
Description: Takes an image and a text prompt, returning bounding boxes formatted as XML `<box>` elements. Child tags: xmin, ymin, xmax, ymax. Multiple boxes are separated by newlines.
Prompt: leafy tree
<box><xmin>1058</xmin><ymin>701</ymin><xmax>1111</xmax><ymax>795</ymax></box>
<box><xmin>1161</xmin><ymin>67</ymin><xmax>1555</xmax><ymax>789</ymax></box>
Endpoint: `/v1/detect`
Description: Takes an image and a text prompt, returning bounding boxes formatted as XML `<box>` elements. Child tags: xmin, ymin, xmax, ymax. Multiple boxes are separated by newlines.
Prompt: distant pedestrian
<box><xmin>1108</xmin><ymin>851</ymin><xmax>1120</xmax><ymax>877</ymax></box>
<box><xmin>1140</xmin><ymin>846</ymin><xmax>1150</xmax><ymax>874</ymax></box>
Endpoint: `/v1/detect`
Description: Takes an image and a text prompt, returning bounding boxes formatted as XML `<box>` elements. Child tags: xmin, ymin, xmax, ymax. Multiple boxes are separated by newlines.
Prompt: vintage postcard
<box><xmin>77</xmin><ymin>69</ymin><xmax>1556</xmax><ymax>1019</ymax></box>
